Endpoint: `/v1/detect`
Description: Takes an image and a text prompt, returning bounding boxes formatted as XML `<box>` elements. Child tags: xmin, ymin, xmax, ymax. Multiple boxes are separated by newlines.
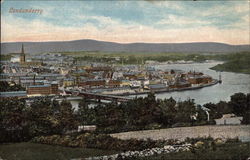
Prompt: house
<box><xmin>78</xmin><ymin>125</ymin><xmax>97</xmax><ymax>132</ymax></box>
<box><xmin>120</xmin><ymin>80</ymin><xmax>131</xmax><ymax>87</ymax></box>
<box><xmin>215</xmin><ymin>114</ymin><xmax>243</xmax><ymax>125</ymax></box>
<box><xmin>63</xmin><ymin>78</ymin><xmax>75</xmax><ymax>87</ymax></box>
<box><xmin>79</xmin><ymin>79</ymin><xmax>106</xmax><ymax>87</ymax></box>
<box><xmin>123</xmin><ymin>72</ymin><xmax>137</xmax><ymax>80</ymax></box>
<box><xmin>106</xmin><ymin>80</ymin><xmax>121</xmax><ymax>87</ymax></box>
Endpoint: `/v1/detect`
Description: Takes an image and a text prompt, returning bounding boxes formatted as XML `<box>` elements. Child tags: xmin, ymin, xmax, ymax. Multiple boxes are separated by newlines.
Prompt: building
<box><xmin>188</xmin><ymin>75</ymin><xmax>212</xmax><ymax>84</ymax></box>
<box><xmin>78</xmin><ymin>125</ymin><xmax>96</xmax><ymax>132</ymax></box>
<box><xmin>147</xmin><ymin>83</ymin><xmax>168</xmax><ymax>91</ymax></box>
<box><xmin>63</xmin><ymin>78</ymin><xmax>75</xmax><ymax>87</ymax></box>
<box><xmin>79</xmin><ymin>79</ymin><xmax>106</xmax><ymax>87</ymax></box>
<box><xmin>120</xmin><ymin>80</ymin><xmax>131</xmax><ymax>87</ymax></box>
<box><xmin>0</xmin><ymin>91</ymin><xmax>27</xmax><ymax>98</ymax></box>
<box><xmin>27</xmin><ymin>83</ymin><xmax>58</xmax><ymax>95</ymax></box>
<box><xmin>123</xmin><ymin>72</ymin><xmax>137</xmax><ymax>80</ymax></box>
<box><xmin>106</xmin><ymin>80</ymin><xmax>121</xmax><ymax>87</ymax></box>
<box><xmin>85</xmin><ymin>66</ymin><xmax>112</xmax><ymax>73</ymax></box>
<box><xmin>20</xmin><ymin>44</ymin><xmax>26</xmax><ymax>63</ymax></box>
<box><xmin>50</xmin><ymin>82</ymin><xmax>59</xmax><ymax>94</ymax></box>
<box><xmin>19</xmin><ymin>44</ymin><xmax>43</xmax><ymax>66</ymax></box>
<box><xmin>169</xmin><ymin>80</ymin><xmax>191</xmax><ymax>89</ymax></box>
<box><xmin>215</xmin><ymin>114</ymin><xmax>243</xmax><ymax>125</ymax></box>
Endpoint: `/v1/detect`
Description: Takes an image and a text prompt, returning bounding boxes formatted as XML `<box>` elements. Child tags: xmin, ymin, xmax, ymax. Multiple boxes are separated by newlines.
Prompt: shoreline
<box><xmin>106</xmin><ymin>79</ymin><xmax>219</xmax><ymax>96</ymax></box>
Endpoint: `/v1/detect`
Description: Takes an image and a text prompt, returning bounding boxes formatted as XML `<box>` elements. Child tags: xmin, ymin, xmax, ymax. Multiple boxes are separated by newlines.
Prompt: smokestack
<box><xmin>33</xmin><ymin>74</ymin><xmax>36</xmax><ymax>85</ymax></box>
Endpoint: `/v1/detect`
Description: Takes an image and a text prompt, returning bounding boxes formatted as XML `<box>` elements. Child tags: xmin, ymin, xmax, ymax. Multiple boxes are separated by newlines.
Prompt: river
<box><xmin>69</xmin><ymin>62</ymin><xmax>250</xmax><ymax>109</ymax></box>
<box><xmin>130</xmin><ymin>61</ymin><xmax>250</xmax><ymax>105</ymax></box>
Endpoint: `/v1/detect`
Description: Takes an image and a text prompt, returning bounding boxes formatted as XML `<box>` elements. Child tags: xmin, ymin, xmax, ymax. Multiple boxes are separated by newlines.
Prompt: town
<box><xmin>1</xmin><ymin>44</ymin><xmax>218</xmax><ymax>99</ymax></box>
<box><xmin>1</xmin><ymin>0</ymin><xmax>250</xmax><ymax>159</ymax></box>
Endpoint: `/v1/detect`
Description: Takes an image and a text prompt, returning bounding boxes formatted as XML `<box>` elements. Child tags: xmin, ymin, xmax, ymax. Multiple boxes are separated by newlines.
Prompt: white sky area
<box><xmin>1</xmin><ymin>1</ymin><xmax>249</xmax><ymax>44</ymax></box>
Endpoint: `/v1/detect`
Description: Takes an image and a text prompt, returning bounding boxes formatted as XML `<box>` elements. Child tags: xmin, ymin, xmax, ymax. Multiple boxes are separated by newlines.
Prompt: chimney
<box><xmin>33</xmin><ymin>74</ymin><xmax>36</xmax><ymax>85</ymax></box>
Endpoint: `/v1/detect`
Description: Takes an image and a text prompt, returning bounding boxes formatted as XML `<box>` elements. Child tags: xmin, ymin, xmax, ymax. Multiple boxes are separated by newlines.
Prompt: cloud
<box><xmin>157</xmin><ymin>15</ymin><xmax>210</xmax><ymax>27</ymax></box>
<box><xmin>143</xmin><ymin>0</ymin><xmax>183</xmax><ymax>10</ymax></box>
<box><xmin>1</xmin><ymin>13</ymin><xmax>249</xmax><ymax>45</ymax></box>
<box><xmin>1</xmin><ymin>1</ymin><xmax>249</xmax><ymax>44</ymax></box>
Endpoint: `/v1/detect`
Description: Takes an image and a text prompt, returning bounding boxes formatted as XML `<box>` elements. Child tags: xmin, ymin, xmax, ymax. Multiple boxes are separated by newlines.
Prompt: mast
<box><xmin>218</xmin><ymin>71</ymin><xmax>222</xmax><ymax>83</ymax></box>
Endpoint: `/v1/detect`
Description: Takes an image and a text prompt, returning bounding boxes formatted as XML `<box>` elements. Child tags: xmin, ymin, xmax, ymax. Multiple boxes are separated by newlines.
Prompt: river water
<box><xmin>69</xmin><ymin>62</ymin><xmax>250</xmax><ymax>108</ymax></box>
<box><xmin>152</xmin><ymin>62</ymin><xmax>250</xmax><ymax>105</ymax></box>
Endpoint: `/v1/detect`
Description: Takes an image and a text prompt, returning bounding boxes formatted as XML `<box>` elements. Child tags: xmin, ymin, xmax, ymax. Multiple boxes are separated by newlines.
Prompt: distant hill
<box><xmin>1</xmin><ymin>39</ymin><xmax>249</xmax><ymax>54</ymax></box>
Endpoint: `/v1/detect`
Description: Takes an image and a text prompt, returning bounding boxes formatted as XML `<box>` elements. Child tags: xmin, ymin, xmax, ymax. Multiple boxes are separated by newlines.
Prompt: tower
<box><xmin>20</xmin><ymin>44</ymin><xmax>26</xmax><ymax>63</ymax></box>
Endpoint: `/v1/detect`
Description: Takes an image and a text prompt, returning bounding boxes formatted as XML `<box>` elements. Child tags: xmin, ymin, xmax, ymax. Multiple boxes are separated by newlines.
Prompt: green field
<box><xmin>0</xmin><ymin>143</ymin><xmax>118</xmax><ymax>160</ymax></box>
<box><xmin>138</xmin><ymin>141</ymin><xmax>250</xmax><ymax>160</ymax></box>
<box><xmin>1</xmin><ymin>141</ymin><xmax>249</xmax><ymax>160</ymax></box>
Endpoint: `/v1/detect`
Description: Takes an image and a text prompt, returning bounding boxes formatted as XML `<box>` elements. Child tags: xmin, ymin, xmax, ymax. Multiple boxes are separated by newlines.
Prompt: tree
<box><xmin>158</xmin><ymin>97</ymin><xmax>177</xmax><ymax>126</ymax></box>
<box><xmin>27</xmin><ymin>97</ymin><xmax>55</xmax><ymax>137</ymax></box>
<box><xmin>203</xmin><ymin>103</ymin><xmax>220</xmax><ymax>124</ymax></box>
<box><xmin>230</xmin><ymin>93</ymin><xmax>248</xmax><ymax>116</ymax></box>
<box><xmin>77</xmin><ymin>98</ymin><xmax>96</xmax><ymax>125</ymax></box>
<box><xmin>59</xmin><ymin>100</ymin><xmax>78</xmax><ymax>133</ymax></box>
<box><xmin>0</xmin><ymin>81</ymin><xmax>25</xmax><ymax>92</ymax></box>
<box><xmin>216</xmin><ymin>101</ymin><xmax>232</xmax><ymax>115</ymax></box>
<box><xmin>229</xmin><ymin>93</ymin><xmax>250</xmax><ymax>124</ymax></box>
<box><xmin>196</xmin><ymin>106</ymin><xmax>208</xmax><ymax>124</ymax></box>
<box><xmin>51</xmin><ymin>99</ymin><xmax>60</xmax><ymax>114</ymax></box>
<box><xmin>174</xmin><ymin>99</ymin><xmax>196</xmax><ymax>124</ymax></box>
<box><xmin>0</xmin><ymin>98</ymin><xmax>28</xmax><ymax>142</ymax></box>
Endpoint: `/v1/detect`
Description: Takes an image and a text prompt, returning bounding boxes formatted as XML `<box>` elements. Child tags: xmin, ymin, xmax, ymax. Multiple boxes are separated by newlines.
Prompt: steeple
<box><xmin>20</xmin><ymin>43</ymin><xmax>26</xmax><ymax>63</ymax></box>
<box><xmin>21</xmin><ymin>43</ymin><xmax>24</xmax><ymax>54</ymax></box>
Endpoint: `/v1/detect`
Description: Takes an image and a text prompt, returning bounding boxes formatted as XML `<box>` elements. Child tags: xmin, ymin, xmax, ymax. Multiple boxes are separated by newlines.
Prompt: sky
<box><xmin>1</xmin><ymin>0</ymin><xmax>249</xmax><ymax>44</ymax></box>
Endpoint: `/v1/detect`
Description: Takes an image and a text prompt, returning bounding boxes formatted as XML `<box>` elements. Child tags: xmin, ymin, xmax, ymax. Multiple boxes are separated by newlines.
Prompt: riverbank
<box><xmin>210</xmin><ymin>52</ymin><xmax>250</xmax><ymax>74</ymax></box>
<box><xmin>211</xmin><ymin>64</ymin><xmax>250</xmax><ymax>74</ymax></box>
<box><xmin>111</xmin><ymin>125</ymin><xmax>250</xmax><ymax>142</ymax></box>
<box><xmin>109</xmin><ymin>79</ymin><xmax>219</xmax><ymax>96</ymax></box>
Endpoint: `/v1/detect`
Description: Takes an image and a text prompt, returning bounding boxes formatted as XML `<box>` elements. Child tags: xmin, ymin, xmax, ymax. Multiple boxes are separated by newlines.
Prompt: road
<box><xmin>111</xmin><ymin>125</ymin><xmax>250</xmax><ymax>142</ymax></box>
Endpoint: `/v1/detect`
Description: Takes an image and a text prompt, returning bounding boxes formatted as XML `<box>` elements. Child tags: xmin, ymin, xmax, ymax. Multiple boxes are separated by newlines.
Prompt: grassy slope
<box><xmin>0</xmin><ymin>142</ymin><xmax>118</xmax><ymax>160</ymax></box>
<box><xmin>139</xmin><ymin>142</ymin><xmax>250</xmax><ymax>160</ymax></box>
<box><xmin>1</xmin><ymin>141</ymin><xmax>249</xmax><ymax>160</ymax></box>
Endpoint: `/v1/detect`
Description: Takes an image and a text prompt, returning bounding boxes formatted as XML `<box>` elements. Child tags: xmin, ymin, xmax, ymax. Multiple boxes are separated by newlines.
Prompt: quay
<box><xmin>112</xmin><ymin>79</ymin><xmax>219</xmax><ymax>96</ymax></box>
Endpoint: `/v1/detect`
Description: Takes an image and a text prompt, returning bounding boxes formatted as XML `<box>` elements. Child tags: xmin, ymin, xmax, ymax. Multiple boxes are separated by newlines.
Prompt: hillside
<box><xmin>210</xmin><ymin>52</ymin><xmax>250</xmax><ymax>74</ymax></box>
<box><xmin>1</xmin><ymin>39</ymin><xmax>249</xmax><ymax>54</ymax></box>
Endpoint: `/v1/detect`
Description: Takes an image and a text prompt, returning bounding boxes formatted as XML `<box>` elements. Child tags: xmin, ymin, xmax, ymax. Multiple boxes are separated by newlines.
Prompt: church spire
<box><xmin>21</xmin><ymin>43</ymin><xmax>24</xmax><ymax>54</ymax></box>
<box><xmin>20</xmin><ymin>44</ymin><xmax>26</xmax><ymax>63</ymax></box>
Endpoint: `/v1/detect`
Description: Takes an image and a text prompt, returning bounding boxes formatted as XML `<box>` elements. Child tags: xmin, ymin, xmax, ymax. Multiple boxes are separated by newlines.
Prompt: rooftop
<box><xmin>0</xmin><ymin>91</ymin><xmax>27</xmax><ymax>97</ymax></box>
<box><xmin>28</xmin><ymin>84</ymin><xmax>51</xmax><ymax>88</ymax></box>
